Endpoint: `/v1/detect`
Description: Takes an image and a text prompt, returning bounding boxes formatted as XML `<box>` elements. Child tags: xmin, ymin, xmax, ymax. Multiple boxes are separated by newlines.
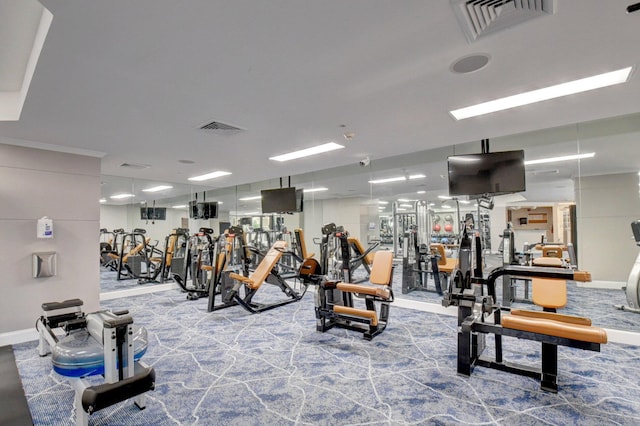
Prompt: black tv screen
<box><xmin>447</xmin><ymin>150</ymin><xmax>526</xmax><ymax>197</ymax></box>
<box><xmin>261</xmin><ymin>187</ymin><xmax>297</xmax><ymax>214</ymax></box>
<box><xmin>295</xmin><ymin>189</ymin><xmax>304</xmax><ymax>213</ymax></box>
<box><xmin>140</xmin><ymin>207</ymin><xmax>166</xmax><ymax>220</ymax></box>
<box><xmin>188</xmin><ymin>201</ymin><xmax>218</xmax><ymax>219</ymax></box>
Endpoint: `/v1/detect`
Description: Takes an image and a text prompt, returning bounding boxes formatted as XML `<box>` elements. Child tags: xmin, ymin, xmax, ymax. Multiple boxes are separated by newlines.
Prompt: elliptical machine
<box><xmin>615</xmin><ymin>220</ymin><xmax>640</xmax><ymax>313</ymax></box>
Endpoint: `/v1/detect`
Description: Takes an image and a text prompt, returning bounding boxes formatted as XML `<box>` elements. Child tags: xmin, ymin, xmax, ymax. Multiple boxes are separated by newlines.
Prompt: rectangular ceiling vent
<box><xmin>451</xmin><ymin>0</ymin><xmax>556</xmax><ymax>42</ymax></box>
<box><xmin>120</xmin><ymin>162</ymin><xmax>150</xmax><ymax>169</ymax></box>
<box><xmin>199</xmin><ymin>120</ymin><xmax>244</xmax><ymax>134</ymax></box>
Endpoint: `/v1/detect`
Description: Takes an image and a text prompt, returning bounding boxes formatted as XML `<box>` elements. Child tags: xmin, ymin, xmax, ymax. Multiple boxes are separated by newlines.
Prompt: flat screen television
<box><xmin>188</xmin><ymin>201</ymin><xmax>218</xmax><ymax>219</ymax></box>
<box><xmin>140</xmin><ymin>207</ymin><xmax>166</xmax><ymax>220</ymax></box>
<box><xmin>261</xmin><ymin>187</ymin><xmax>297</xmax><ymax>214</ymax></box>
<box><xmin>295</xmin><ymin>189</ymin><xmax>304</xmax><ymax>213</ymax></box>
<box><xmin>447</xmin><ymin>150</ymin><xmax>526</xmax><ymax>197</ymax></box>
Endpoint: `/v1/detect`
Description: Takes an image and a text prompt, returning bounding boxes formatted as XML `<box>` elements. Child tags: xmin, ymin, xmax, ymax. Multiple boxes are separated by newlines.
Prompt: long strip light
<box><xmin>269</xmin><ymin>142</ymin><xmax>344</xmax><ymax>162</ymax></box>
<box><xmin>525</xmin><ymin>152</ymin><xmax>595</xmax><ymax>165</ymax></box>
<box><xmin>110</xmin><ymin>193</ymin><xmax>134</xmax><ymax>199</ymax></box>
<box><xmin>142</xmin><ymin>185</ymin><xmax>173</xmax><ymax>192</ymax></box>
<box><xmin>239</xmin><ymin>195</ymin><xmax>262</xmax><ymax>201</ymax></box>
<box><xmin>172</xmin><ymin>205</ymin><xmax>187</xmax><ymax>209</ymax></box>
<box><xmin>450</xmin><ymin>67</ymin><xmax>633</xmax><ymax>120</ymax></box>
<box><xmin>99</xmin><ymin>198</ymin><xmax>107</xmax><ymax>203</ymax></box>
<box><xmin>303</xmin><ymin>187</ymin><xmax>328</xmax><ymax>193</ymax></box>
<box><xmin>188</xmin><ymin>171</ymin><xmax>231</xmax><ymax>182</ymax></box>
<box><xmin>368</xmin><ymin>174</ymin><xmax>425</xmax><ymax>184</ymax></box>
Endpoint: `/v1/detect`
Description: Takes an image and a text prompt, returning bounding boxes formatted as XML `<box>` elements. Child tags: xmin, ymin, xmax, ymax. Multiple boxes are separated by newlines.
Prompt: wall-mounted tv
<box><xmin>189</xmin><ymin>201</ymin><xmax>219</xmax><ymax>219</ymax></box>
<box><xmin>140</xmin><ymin>207</ymin><xmax>167</xmax><ymax>220</ymax></box>
<box><xmin>447</xmin><ymin>150</ymin><xmax>526</xmax><ymax>197</ymax></box>
<box><xmin>261</xmin><ymin>187</ymin><xmax>297</xmax><ymax>214</ymax></box>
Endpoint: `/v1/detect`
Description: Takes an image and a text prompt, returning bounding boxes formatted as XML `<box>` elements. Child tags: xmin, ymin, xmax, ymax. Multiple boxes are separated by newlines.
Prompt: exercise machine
<box><xmin>615</xmin><ymin>220</ymin><xmax>640</xmax><ymax>313</ymax></box>
<box><xmin>312</xmin><ymin>223</ymin><xmax>395</xmax><ymax>340</ymax></box>
<box><xmin>115</xmin><ymin>229</ymin><xmax>164</xmax><ymax>283</ymax></box>
<box><xmin>400</xmin><ymin>225</ymin><xmax>444</xmax><ymax>295</ymax></box>
<box><xmin>173</xmin><ymin>227</ymin><xmax>219</xmax><ymax>300</ymax></box>
<box><xmin>36</xmin><ymin>299</ymin><xmax>155</xmax><ymax>425</ymax></box>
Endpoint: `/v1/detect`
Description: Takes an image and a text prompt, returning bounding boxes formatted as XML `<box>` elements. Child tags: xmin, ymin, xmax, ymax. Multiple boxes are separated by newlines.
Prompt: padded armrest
<box><xmin>510</xmin><ymin>309</ymin><xmax>592</xmax><ymax>326</ymax></box>
<box><xmin>573</xmin><ymin>270</ymin><xmax>592</xmax><ymax>282</ymax></box>
<box><xmin>229</xmin><ymin>272</ymin><xmax>253</xmax><ymax>285</ymax></box>
<box><xmin>337</xmin><ymin>282</ymin><xmax>391</xmax><ymax>300</ymax></box>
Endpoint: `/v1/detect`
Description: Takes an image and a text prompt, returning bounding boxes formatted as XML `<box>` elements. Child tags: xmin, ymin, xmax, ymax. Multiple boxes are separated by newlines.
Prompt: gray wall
<box><xmin>576</xmin><ymin>172</ymin><xmax>640</xmax><ymax>282</ymax></box>
<box><xmin>0</xmin><ymin>143</ymin><xmax>101</xmax><ymax>333</ymax></box>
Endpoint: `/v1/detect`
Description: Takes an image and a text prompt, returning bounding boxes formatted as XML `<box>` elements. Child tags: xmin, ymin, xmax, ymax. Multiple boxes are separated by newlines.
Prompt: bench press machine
<box><xmin>36</xmin><ymin>299</ymin><xmax>155</xmax><ymax>425</ymax></box>
<box><xmin>452</xmin><ymin>265</ymin><xmax>607</xmax><ymax>392</ymax></box>
<box><xmin>209</xmin><ymin>240</ymin><xmax>309</xmax><ymax>313</ymax></box>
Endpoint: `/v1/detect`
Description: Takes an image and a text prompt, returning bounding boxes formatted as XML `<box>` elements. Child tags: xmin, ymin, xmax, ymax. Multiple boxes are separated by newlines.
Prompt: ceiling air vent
<box><xmin>451</xmin><ymin>0</ymin><xmax>556</xmax><ymax>42</ymax></box>
<box><xmin>120</xmin><ymin>162</ymin><xmax>150</xmax><ymax>169</ymax></box>
<box><xmin>198</xmin><ymin>120</ymin><xmax>244</xmax><ymax>134</ymax></box>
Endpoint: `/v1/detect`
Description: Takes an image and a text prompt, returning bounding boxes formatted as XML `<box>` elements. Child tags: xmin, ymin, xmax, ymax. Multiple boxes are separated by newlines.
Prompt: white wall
<box><xmin>321</xmin><ymin>197</ymin><xmax>367</xmax><ymax>241</ymax></box>
<box><xmin>576</xmin><ymin>172</ymin><xmax>640</xmax><ymax>281</ymax></box>
<box><xmin>0</xmin><ymin>143</ymin><xmax>101</xmax><ymax>333</ymax></box>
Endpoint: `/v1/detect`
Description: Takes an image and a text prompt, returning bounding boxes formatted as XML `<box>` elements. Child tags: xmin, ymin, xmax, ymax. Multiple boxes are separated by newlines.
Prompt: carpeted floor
<box><xmin>13</xmin><ymin>286</ymin><xmax>640</xmax><ymax>425</ymax></box>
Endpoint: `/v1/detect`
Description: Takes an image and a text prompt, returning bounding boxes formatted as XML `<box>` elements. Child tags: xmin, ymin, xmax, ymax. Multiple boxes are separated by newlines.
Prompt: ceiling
<box><xmin>2</xmin><ymin>0</ymin><xmax>640</xmax><ymax>211</ymax></box>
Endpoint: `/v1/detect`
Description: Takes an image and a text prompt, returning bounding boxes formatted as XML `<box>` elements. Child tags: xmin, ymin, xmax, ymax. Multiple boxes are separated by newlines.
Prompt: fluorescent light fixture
<box><xmin>429</xmin><ymin>203</ymin><xmax>435</xmax><ymax>207</ymax></box>
<box><xmin>397</xmin><ymin>199</ymin><xmax>416</xmax><ymax>202</ymax></box>
<box><xmin>142</xmin><ymin>185</ymin><xmax>173</xmax><ymax>193</ymax></box>
<box><xmin>188</xmin><ymin>171</ymin><xmax>231</xmax><ymax>182</ymax></box>
<box><xmin>438</xmin><ymin>195</ymin><xmax>453</xmax><ymax>200</ymax></box>
<box><xmin>459</xmin><ymin>200</ymin><xmax>471</xmax><ymax>204</ymax></box>
<box><xmin>369</xmin><ymin>176</ymin><xmax>405</xmax><ymax>184</ymax></box>
<box><xmin>399</xmin><ymin>204</ymin><xmax>413</xmax><ymax>208</ymax></box>
<box><xmin>450</xmin><ymin>66</ymin><xmax>633</xmax><ymax>120</ymax></box>
<box><xmin>110</xmin><ymin>193</ymin><xmax>134</xmax><ymax>200</ymax></box>
<box><xmin>172</xmin><ymin>205</ymin><xmax>187</xmax><ymax>209</ymax></box>
<box><xmin>524</xmin><ymin>152</ymin><xmax>595</xmax><ymax>166</ymax></box>
<box><xmin>303</xmin><ymin>187</ymin><xmax>328</xmax><ymax>193</ymax></box>
<box><xmin>417</xmin><ymin>190</ymin><xmax>426</xmax><ymax>194</ymax></box>
<box><xmin>369</xmin><ymin>174</ymin><xmax>425</xmax><ymax>184</ymax></box>
<box><xmin>99</xmin><ymin>198</ymin><xmax>106</xmax><ymax>203</ymax></box>
<box><xmin>239</xmin><ymin>195</ymin><xmax>262</xmax><ymax>201</ymax></box>
<box><xmin>378</xmin><ymin>201</ymin><xmax>389</xmax><ymax>205</ymax></box>
<box><xmin>397</xmin><ymin>208</ymin><xmax>407</xmax><ymax>212</ymax></box>
<box><xmin>269</xmin><ymin>142</ymin><xmax>344</xmax><ymax>162</ymax></box>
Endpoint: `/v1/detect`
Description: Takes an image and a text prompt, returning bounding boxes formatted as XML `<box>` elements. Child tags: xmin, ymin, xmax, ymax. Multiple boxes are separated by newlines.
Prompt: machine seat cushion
<box><xmin>532</xmin><ymin>278</ymin><xmax>567</xmax><ymax>309</ymax></box>
<box><xmin>332</xmin><ymin>305</ymin><xmax>378</xmax><ymax>326</ymax></box>
<box><xmin>502</xmin><ymin>314</ymin><xmax>607</xmax><ymax>344</ymax></box>
<box><xmin>532</xmin><ymin>257</ymin><xmax>563</xmax><ymax>267</ymax></box>
<box><xmin>510</xmin><ymin>309</ymin><xmax>592</xmax><ymax>326</ymax></box>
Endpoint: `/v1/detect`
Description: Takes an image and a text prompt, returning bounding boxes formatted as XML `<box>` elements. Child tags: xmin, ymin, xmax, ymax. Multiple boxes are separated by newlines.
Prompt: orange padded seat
<box><xmin>336</xmin><ymin>250</ymin><xmax>394</xmax><ymax>300</ymax></box>
<box><xmin>502</xmin><ymin>314</ymin><xmax>607</xmax><ymax>344</ymax></box>
<box><xmin>229</xmin><ymin>240</ymin><xmax>286</xmax><ymax>290</ymax></box>
<box><xmin>430</xmin><ymin>243</ymin><xmax>457</xmax><ymax>273</ymax></box>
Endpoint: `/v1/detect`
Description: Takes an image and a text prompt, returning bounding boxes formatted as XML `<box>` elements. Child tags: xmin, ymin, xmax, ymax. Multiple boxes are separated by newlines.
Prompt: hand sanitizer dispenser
<box><xmin>37</xmin><ymin>216</ymin><xmax>54</xmax><ymax>239</ymax></box>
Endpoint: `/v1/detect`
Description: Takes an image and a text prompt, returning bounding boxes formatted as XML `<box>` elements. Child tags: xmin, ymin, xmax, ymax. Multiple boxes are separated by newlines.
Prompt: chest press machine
<box><xmin>451</xmin><ymin>265</ymin><xmax>607</xmax><ymax>392</ymax></box>
<box><xmin>36</xmin><ymin>299</ymin><xmax>155</xmax><ymax>425</ymax></box>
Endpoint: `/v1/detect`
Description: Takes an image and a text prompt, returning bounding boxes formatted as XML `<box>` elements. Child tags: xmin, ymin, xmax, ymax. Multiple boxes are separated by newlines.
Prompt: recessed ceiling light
<box><xmin>142</xmin><ymin>185</ymin><xmax>173</xmax><ymax>192</ymax></box>
<box><xmin>110</xmin><ymin>193</ymin><xmax>134</xmax><ymax>200</ymax></box>
<box><xmin>438</xmin><ymin>195</ymin><xmax>453</xmax><ymax>200</ymax></box>
<box><xmin>417</xmin><ymin>190</ymin><xmax>426</xmax><ymax>194</ymax></box>
<box><xmin>378</xmin><ymin>201</ymin><xmax>389</xmax><ymax>205</ymax></box>
<box><xmin>188</xmin><ymin>171</ymin><xmax>231</xmax><ymax>182</ymax></box>
<box><xmin>450</xmin><ymin>66</ymin><xmax>633</xmax><ymax>120</ymax></box>
<box><xmin>172</xmin><ymin>205</ymin><xmax>187</xmax><ymax>209</ymax></box>
<box><xmin>303</xmin><ymin>187</ymin><xmax>329</xmax><ymax>193</ymax></box>
<box><xmin>99</xmin><ymin>198</ymin><xmax>106</xmax><ymax>203</ymax></box>
<box><xmin>525</xmin><ymin>152</ymin><xmax>595</xmax><ymax>165</ymax></box>
<box><xmin>399</xmin><ymin>204</ymin><xmax>413</xmax><ymax>208</ymax></box>
<box><xmin>239</xmin><ymin>195</ymin><xmax>262</xmax><ymax>201</ymax></box>
<box><xmin>269</xmin><ymin>142</ymin><xmax>344</xmax><ymax>162</ymax></box>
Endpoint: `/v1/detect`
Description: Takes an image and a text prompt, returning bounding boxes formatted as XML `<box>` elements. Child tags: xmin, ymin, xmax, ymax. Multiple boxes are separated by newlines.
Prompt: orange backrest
<box><xmin>348</xmin><ymin>237</ymin><xmax>375</xmax><ymax>266</ymax></box>
<box><xmin>246</xmin><ymin>240</ymin><xmax>287</xmax><ymax>289</ymax></box>
<box><xmin>369</xmin><ymin>251</ymin><xmax>394</xmax><ymax>286</ymax></box>
<box><xmin>430</xmin><ymin>243</ymin><xmax>448</xmax><ymax>266</ymax></box>
<box><xmin>532</xmin><ymin>278</ymin><xmax>567</xmax><ymax>309</ymax></box>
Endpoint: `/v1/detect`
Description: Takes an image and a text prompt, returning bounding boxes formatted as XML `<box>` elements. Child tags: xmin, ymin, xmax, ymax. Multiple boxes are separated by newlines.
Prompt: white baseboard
<box><xmin>577</xmin><ymin>280</ymin><xmax>625</xmax><ymax>290</ymax></box>
<box><xmin>100</xmin><ymin>283</ymin><xmax>179</xmax><ymax>301</ymax></box>
<box><xmin>0</xmin><ymin>329</ymin><xmax>38</xmax><ymax>347</ymax></box>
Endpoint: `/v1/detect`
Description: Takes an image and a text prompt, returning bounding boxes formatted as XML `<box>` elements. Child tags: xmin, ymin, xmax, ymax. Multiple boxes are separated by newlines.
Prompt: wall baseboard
<box><xmin>0</xmin><ymin>329</ymin><xmax>38</xmax><ymax>347</ymax></box>
<box><xmin>578</xmin><ymin>280</ymin><xmax>625</xmax><ymax>290</ymax></box>
<box><xmin>100</xmin><ymin>283</ymin><xmax>179</xmax><ymax>301</ymax></box>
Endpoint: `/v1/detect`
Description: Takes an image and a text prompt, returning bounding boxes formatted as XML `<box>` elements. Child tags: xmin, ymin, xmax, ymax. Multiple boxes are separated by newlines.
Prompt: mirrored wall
<box><xmin>100</xmin><ymin>112</ymin><xmax>640</xmax><ymax>333</ymax></box>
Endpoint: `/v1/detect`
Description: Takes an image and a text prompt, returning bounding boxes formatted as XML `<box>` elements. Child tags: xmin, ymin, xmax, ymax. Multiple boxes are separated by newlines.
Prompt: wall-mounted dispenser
<box><xmin>33</xmin><ymin>252</ymin><xmax>57</xmax><ymax>278</ymax></box>
<box><xmin>37</xmin><ymin>216</ymin><xmax>53</xmax><ymax>239</ymax></box>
